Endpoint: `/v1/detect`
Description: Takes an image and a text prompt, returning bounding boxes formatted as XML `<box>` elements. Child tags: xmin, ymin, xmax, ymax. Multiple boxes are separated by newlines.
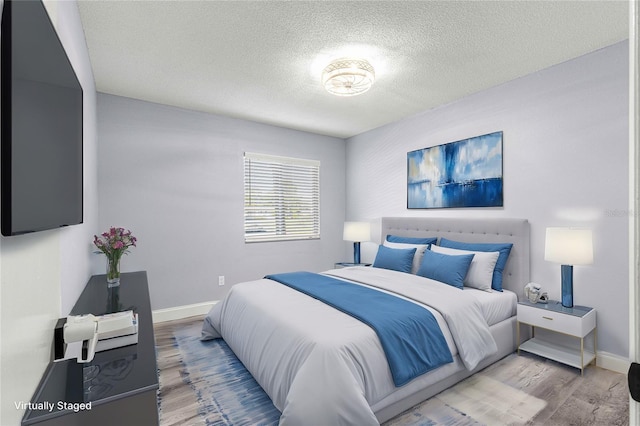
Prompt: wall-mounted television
<box><xmin>1</xmin><ymin>0</ymin><xmax>83</xmax><ymax>236</ymax></box>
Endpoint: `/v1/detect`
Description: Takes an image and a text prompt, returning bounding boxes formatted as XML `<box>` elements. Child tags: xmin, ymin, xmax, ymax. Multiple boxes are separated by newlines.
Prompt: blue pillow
<box><xmin>416</xmin><ymin>249</ymin><xmax>474</xmax><ymax>289</ymax></box>
<box><xmin>438</xmin><ymin>238</ymin><xmax>513</xmax><ymax>291</ymax></box>
<box><xmin>386</xmin><ymin>235</ymin><xmax>438</xmax><ymax>246</ymax></box>
<box><xmin>373</xmin><ymin>245</ymin><xmax>416</xmax><ymax>273</ymax></box>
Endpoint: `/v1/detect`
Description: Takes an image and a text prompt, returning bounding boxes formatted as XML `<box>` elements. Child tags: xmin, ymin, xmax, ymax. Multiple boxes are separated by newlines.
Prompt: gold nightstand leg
<box><xmin>580</xmin><ymin>337</ymin><xmax>584</xmax><ymax>376</ymax></box>
<box><xmin>594</xmin><ymin>327</ymin><xmax>598</xmax><ymax>367</ymax></box>
<box><xmin>516</xmin><ymin>320</ymin><xmax>520</xmax><ymax>355</ymax></box>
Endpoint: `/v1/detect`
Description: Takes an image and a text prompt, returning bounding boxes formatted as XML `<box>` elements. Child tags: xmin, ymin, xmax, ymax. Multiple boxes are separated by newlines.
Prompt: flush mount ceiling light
<box><xmin>322</xmin><ymin>58</ymin><xmax>375</xmax><ymax>97</ymax></box>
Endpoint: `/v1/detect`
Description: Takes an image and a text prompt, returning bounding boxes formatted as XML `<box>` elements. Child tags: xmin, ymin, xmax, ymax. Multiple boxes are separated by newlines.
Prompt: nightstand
<box><xmin>517</xmin><ymin>300</ymin><xmax>596</xmax><ymax>375</ymax></box>
<box><xmin>334</xmin><ymin>262</ymin><xmax>372</xmax><ymax>269</ymax></box>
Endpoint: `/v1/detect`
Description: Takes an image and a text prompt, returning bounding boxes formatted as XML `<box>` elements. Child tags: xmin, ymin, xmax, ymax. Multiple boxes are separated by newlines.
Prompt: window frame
<box><xmin>244</xmin><ymin>152</ymin><xmax>320</xmax><ymax>243</ymax></box>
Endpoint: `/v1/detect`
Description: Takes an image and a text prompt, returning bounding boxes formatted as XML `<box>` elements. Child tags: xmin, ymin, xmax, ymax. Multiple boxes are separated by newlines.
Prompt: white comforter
<box><xmin>202</xmin><ymin>267</ymin><xmax>497</xmax><ymax>425</ymax></box>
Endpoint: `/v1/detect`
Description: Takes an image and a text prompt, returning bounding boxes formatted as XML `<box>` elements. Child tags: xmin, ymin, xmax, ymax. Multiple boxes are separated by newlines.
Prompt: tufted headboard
<box><xmin>380</xmin><ymin>217</ymin><xmax>530</xmax><ymax>299</ymax></box>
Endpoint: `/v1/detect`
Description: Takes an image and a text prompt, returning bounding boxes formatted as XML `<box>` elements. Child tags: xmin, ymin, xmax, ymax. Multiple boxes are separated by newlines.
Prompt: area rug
<box><xmin>158</xmin><ymin>323</ymin><xmax>280</xmax><ymax>426</ymax></box>
<box><xmin>157</xmin><ymin>322</ymin><xmax>548</xmax><ymax>426</ymax></box>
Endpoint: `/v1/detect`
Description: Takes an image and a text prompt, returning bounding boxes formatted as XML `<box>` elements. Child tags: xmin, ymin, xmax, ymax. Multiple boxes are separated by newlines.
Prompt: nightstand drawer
<box><xmin>517</xmin><ymin>303</ymin><xmax>595</xmax><ymax>337</ymax></box>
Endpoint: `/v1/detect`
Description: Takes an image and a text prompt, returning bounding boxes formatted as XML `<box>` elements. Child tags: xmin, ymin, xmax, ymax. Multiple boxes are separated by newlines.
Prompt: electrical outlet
<box><xmin>218</xmin><ymin>275</ymin><xmax>225</xmax><ymax>286</ymax></box>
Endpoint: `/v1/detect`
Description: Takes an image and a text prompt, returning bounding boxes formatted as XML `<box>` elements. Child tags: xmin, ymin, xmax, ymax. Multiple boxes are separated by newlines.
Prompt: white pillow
<box><xmin>430</xmin><ymin>245</ymin><xmax>499</xmax><ymax>292</ymax></box>
<box><xmin>383</xmin><ymin>241</ymin><xmax>429</xmax><ymax>274</ymax></box>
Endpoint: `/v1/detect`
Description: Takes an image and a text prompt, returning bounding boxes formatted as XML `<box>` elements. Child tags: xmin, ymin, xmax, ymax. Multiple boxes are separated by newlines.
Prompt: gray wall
<box><xmin>97</xmin><ymin>94</ymin><xmax>346</xmax><ymax>310</ymax></box>
<box><xmin>345</xmin><ymin>41</ymin><xmax>629</xmax><ymax>359</ymax></box>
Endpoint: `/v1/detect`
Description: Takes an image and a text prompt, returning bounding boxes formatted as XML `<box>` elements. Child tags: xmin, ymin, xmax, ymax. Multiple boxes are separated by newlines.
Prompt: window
<box><xmin>244</xmin><ymin>152</ymin><xmax>320</xmax><ymax>242</ymax></box>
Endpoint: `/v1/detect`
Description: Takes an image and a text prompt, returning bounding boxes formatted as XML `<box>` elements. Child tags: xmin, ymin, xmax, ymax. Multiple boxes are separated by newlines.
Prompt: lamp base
<box><xmin>561</xmin><ymin>264</ymin><xmax>573</xmax><ymax>308</ymax></box>
<box><xmin>353</xmin><ymin>242</ymin><xmax>361</xmax><ymax>264</ymax></box>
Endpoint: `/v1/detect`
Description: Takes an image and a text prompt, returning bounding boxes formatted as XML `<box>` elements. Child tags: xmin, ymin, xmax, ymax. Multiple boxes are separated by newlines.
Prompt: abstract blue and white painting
<box><xmin>407</xmin><ymin>131</ymin><xmax>503</xmax><ymax>209</ymax></box>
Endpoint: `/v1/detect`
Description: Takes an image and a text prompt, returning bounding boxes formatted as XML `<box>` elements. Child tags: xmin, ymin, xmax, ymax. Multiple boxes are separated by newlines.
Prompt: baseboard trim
<box><xmin>152</xmin><ymin>301</ymin><xmax>218</xmax><ymax>323</ymax></box>
<box><xmin>597</xmin><ymin>351</ymin><xmax>630</xmax><ymax>374</ymax></box>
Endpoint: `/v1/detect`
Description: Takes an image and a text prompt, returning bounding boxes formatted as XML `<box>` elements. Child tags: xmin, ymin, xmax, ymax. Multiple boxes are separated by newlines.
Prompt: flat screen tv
<box><xmin>1</xmin><ymin>0</ymin><xmax>83</xmax><ymax>236</ymax></box>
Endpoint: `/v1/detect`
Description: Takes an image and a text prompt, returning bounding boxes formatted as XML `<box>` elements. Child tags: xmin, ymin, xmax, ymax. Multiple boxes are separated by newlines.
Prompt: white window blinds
<box><xmin>244</xmin><ymin>152</ymin><xmax>320</xmax><ymax>243</ymax></box>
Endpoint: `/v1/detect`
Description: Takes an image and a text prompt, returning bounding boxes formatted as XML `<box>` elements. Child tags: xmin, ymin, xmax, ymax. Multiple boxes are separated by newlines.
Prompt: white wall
<box><xmin>346</xmin><ymin>41</ymin><xmax>629</xmax><ymax>359</ymax></box>
<box><xmin>97</xmin><ymin>94</ymin><xmax>346</xmax><ymax>310</ymax></box>
<box><xmin>0</xmin><ymin>1</ymin><xmax>97</xmax><ymax>424</ymax></box>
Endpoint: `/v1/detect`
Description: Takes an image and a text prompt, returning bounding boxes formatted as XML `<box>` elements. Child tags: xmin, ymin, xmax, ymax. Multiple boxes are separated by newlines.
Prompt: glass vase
<box><xmin>106</xmin><ymin>256</ymin><xmax>121</xmax><ymax>287</ymax></box>
<box><xmin>107</xmin><ymin>285</ymin><xmax>122</xmax><ymax>313</ymax></box>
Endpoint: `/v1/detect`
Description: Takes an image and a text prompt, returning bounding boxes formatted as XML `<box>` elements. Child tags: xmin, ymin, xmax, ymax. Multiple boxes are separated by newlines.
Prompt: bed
<box><xmin>202</xmin><ymin>217</ymin><xmax>530</xmax><ymax>425</ymax></box>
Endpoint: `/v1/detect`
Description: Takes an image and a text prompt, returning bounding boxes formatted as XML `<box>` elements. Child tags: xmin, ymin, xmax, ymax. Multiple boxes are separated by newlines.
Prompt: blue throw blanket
<box><xmin>265</xmin><ymin>271</ymin><xmax>453</xmax><ymax>387</ymax></box>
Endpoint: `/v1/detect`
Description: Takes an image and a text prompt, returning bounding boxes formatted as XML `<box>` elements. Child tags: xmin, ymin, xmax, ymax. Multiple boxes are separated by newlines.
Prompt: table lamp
<box><xmin>544</xmin><ymin>227</ymin><xmax>593</xmax><ymax>308</ymax></box>
<box><xmin>343</xmin><ymin>222</ymin><xmax>371</xmax><ymax>264</ymax></box>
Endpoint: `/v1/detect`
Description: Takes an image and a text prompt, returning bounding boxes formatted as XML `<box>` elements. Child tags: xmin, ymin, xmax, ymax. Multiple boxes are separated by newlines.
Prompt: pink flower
<box><xmin>93</xmin><ymin>227</ymin><xmax>137</xmax><ymax>258</ymax></box>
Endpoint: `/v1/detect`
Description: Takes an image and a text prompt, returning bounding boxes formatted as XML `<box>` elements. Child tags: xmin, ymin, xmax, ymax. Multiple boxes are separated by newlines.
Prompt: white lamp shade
<box><xmin>343</xmin><ymin>221</ymin><xmax>371</xmax><ymax>242</ymax></box>
<box><xmin>544</xmin><ymin>227</ymin><xmax>594</xmax><ymax>265</ymax></box>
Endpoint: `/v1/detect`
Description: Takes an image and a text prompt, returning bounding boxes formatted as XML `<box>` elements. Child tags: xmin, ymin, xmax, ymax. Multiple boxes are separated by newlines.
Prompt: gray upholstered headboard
<box><xmin>380</xmin><ymin>217</ymin><xmax>530</xmax><ymax>299</ymax></box>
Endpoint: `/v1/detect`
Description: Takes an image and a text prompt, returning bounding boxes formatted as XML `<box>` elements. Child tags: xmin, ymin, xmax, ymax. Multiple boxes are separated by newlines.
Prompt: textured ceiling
<box><xmin>77</xmin><ymin>1</ymin><xmax>628</xmax><ymax>138</ymax></box>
